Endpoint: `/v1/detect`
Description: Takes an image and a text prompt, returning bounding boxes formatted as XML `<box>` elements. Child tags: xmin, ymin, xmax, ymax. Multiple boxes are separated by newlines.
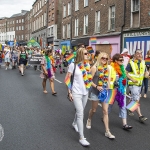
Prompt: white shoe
<box><xmin>72</xmin><ymin>123</ymin><xmax>78</xmax><ymax>132</ymax></box>
<box><xmin>79</xmin><ymin>138</ymin><xmax>90</xmax><ymax>146</ymax></box>
<box><xmin>86</xmin><ymin>119</ymin><xmax>91</xmax><ymax>129</ymax></box>
<box><xmin>105</xmin><ymin>131</ymin><xmax>115</xmax><ymax>139</ymax></box>
<box><xmin>5</xmin><ymin>68</ymin><xmax>7</xmax><ymax>70</ymax></box>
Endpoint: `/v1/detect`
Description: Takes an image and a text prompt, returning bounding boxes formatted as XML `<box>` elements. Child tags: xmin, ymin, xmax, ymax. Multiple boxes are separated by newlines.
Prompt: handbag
<box><xmin>98</xmin><ymin>89</ymin><xmax>108</xmax><ymax>103</ymax></box>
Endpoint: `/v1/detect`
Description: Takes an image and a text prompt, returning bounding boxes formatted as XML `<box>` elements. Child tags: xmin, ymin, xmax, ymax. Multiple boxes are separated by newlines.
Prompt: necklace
<box><xmin>78</xmin><ymin>62</ymin><xmax>92</xmax><ymax>89</ymax></box>
<box><xmin>97</xmin><ymin>65</ymin><xmax>108</xmax><ymax>87</ymax></box>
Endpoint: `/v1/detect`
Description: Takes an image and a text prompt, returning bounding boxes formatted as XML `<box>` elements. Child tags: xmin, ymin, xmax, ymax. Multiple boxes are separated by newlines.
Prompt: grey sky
<box><xmin>0</xmin><ymin>0</ymin><xmax>35</xmax><ymax>18</ymax></box>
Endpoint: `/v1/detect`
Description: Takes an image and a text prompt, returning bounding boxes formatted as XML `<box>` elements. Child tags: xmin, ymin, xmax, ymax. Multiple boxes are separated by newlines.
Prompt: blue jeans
<box><xmin>141</xmin><ymin>78</ymin><xmax>149</xmax><ymax>94</ymax></box>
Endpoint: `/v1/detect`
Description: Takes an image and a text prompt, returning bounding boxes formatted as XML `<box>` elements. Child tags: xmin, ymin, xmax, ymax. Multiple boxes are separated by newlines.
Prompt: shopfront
<box><xmin>123</xmin><ymin>30</ymin><xmax>150</xmax><ymax>56</ymax></box>
<box><xmin>89</xmin><ymin>35</ymin><xmax>121</xmax><ymax>57</ymax></box>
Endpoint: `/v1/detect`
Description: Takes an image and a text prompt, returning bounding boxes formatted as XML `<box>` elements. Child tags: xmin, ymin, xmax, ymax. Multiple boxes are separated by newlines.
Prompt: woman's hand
<box><xmin>97</xmin><ymin>86</ymin><xmax>103</xmax><ymax>91</ymax></box>
<box><xmin>44</xmin><ymin>71</ymin><xmax>48</xmax><ymax>75</ymax></box>
<box><xmin>68</xmin><ymin>93</ymin><xmax>73</xmax><ymax>102</ymax></box>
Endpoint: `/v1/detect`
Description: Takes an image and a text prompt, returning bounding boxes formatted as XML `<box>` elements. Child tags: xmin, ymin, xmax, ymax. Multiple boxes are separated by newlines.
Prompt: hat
<box><xmin>121</xmin><ymin>48</ymin><xmax>129</xmax><ymax>54</ymax></box>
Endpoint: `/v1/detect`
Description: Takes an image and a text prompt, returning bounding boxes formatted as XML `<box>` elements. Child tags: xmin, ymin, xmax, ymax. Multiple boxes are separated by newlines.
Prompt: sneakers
<box><xmin>72</xmin><ymin>123</ymin><xmax>79</xmax><ymax>132</ymax></box>
<box><xmin>79</xmin><ymin>138</ymin><xmax>90</xmax><ymax>146</ymax></box>
<box><xmin>105</xmin><ymin>131</ymin><xmax>115</xmax><ymax>139</ymax></box>
<box><xmin>128</xmin><ymin>110</ymin><xmax>134</xmax><ymax>116</ymax></box>
<box><xmin>139</xmin><ymin>116</ymin><xmax>148</xmax><ymax>123</ymax></box>
<box><xmin>123</xmin><ymin>124</ymin><xmax>133</xmax><ymax>130</ymax></box>
<box><xmin>5</xmin><ymin>68</ymin><xmax>7</xmax><ymax>70</ymax></box>
<box><xmin>86</xmin><ymin>119</ymin><xmax>91</xmax><ymax>129</ymax></box>
<box><xmin>144</xmin><ymin>94</ymin><xmax>147</xmax><ymax>98</ymax></box>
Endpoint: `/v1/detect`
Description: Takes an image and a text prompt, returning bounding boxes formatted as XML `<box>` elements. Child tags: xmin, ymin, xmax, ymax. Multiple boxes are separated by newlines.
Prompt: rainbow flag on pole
<box><xmin>105</xmin><ymin>89</ymin><xmax>117</xmax><ymax>104</ymax></box>
<box><xmin>145</xmin><ymin>58</ymin><xmax>150</xmax><ymax>65</ymax></box>
<box><xmin>126</xmin><ymin>101</ymin><xmax>140</xmax><ymax>112</ymax></box>
<box><xmin>90</xmin><ymin>37</ymin><xmax>97</xmax><ymax>44</ymax></box>
<box><xmin>66</xmin><ymin>54</ymin><xmax>74</xmax><ymax>63</ymax></box>
<box><xmin>87</xmin><ymin>46</ymin><xmax>94</xmax><ymax>53</ymax></box>
<box><xmin>64</xmin><ymin>76</ymin><xmax>71</xmax><ymax>89</ymax></box>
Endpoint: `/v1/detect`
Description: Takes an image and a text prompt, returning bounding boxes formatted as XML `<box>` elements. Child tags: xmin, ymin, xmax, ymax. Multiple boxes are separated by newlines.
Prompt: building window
<box><xmin>63</xmin><ymin>5</ymin><xmax>66</xmax><ymax>18</ymax></box>
<box><xmin>19</xmin><ymin>19</ymin><xmax>21</xmax><ymax>23</ymax></box>
<box><xmin>63</xmin><ymin>25</ymin><xmax>66</xmax><ymax>39</ymax></box>
<box><xmin>74</xmin><ymin>18</ymin><xmax>79</xmax><ymax>36</ymax></box>
<box><xmin>95</xmin><ymin>11</ymin><xmax>100</xmax><ymax>33</ymax></box>
<box><xmin>131</xmin><ymin>0</ymin><xmax>140</xmax><ymax>28</ymax></box>
<box><xmin>38</xmin><ymin>2</ymin><xmax>39</xmax><ymax>10</ymax></box>
<box><xmin>22</xmin><ymin>35</ymin><xmax>24</xmax><ymax>40</ymax></box>
<box><xmin>52</xmin><ymin>2</ymin><xmax>54</xmax><ymax>8</ymax></box>
<box><xmin>40</xmin><ymin>0</ymin><xmax>41</xmax><ymax>8</ymax></box>
<box><xmin>75</xmin><ymin>0</ymin><xmax>79</xmax><ymax>11</ymax></box>
<box><xmin>84</xmin><ymin>0</ymin><xmax>88</xmax><ymax>7</ymax></box>
<box><xmin>68</xmin><ymin>2</ymin><xmax>71</xmax><ymax>16</ymax></box>
<box><xmin>84</xmin><ymin>15</ymin><xmax>88</xmax><ymax>34</ymax></box>
<box><xmin>67</xmin><ymin>24</ymin><xmax>70</xmax><ymax>38</ymax></box>
<box><xmin>51</xmin><ymin>27</ymin><xmax>53</xmax><ymax>36</ymax></box>
<box><xmin>16</xmin><ymin>20</ymin><xmax>18</xmax><ymax>23</ymax></box>
<box><xmin>22</xmin><ymin>26</ymin><xmax>24</xmax><ymax>30</ymax></box>
<box><xmin>52</xmin><ymin>13</ymin><xmax>54</xmax><ymax>20</ymax></box>
<box><xmin>22</xmin><ymin>19</ymin><xmax>24</xmax><ymax>23</ymax></box>
<box><xmin>13</xmin><ymin>21</ymin><xmax>14</xmax><ymax>24</ymax></box>
<box><xmin>16</xmin><ymin>26</ymin><xmax>18</xmax><ymax>30</ymax></box>
<box><xmin>109</xmin><ymin>5</ymin><xmax>115</xmax><ymax>30</ymax></box>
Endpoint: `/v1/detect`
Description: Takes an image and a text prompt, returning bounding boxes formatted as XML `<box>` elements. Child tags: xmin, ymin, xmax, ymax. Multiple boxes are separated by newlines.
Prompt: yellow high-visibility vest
<box><xmin>108</xmin><ymin>65</ymin><xmax>117</xmax><ymax>89</ymax></box>
<box><xmin>128</xmin><ymin>60</ymin><xmax>145</xmax><ymax>86</ymax></box>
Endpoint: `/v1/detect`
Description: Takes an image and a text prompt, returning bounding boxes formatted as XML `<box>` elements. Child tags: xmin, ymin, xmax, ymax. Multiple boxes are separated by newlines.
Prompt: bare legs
<box><xmin>42</xmin><ymin>78</ymin><xmax>56</xmax><ymax>94</ymax></box>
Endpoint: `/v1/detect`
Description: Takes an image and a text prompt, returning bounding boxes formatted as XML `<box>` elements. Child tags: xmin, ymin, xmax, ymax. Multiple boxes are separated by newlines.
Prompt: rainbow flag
<box><xmin>145</xmin><ymin>58</ymin><xmax>150</xmax><ymax>65</ymax></box>
<box><xmin>66</xmin><ymin>54</ymin><xmax>74</xmax><ymax>63</ymax></box>
<box><xmin>126</xmin><ymin>101</ymin><xmax>140</xmax><ymax>112</ymax></box>
<box><xmin>90</xmin><ymin>37</ymin><xmax>97</xmax><ymax>44</ymax></box>
<box><xmin>87</xmin><ymin>46</ymin><xmax>94</xmax><ymax>53</ymax></box>
<box><xmin>64</xmin><ymin>76</ymin><xmax>71</xmax><ymax>89</ymax></box>
<box><xmin>105</xmin><ymin>89</ymin><xmax>117</xmax><ymax>104</ymax></box>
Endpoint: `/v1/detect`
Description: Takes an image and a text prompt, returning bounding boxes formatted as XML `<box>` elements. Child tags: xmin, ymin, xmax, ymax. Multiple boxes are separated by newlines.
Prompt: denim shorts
<box><xmin>89</xmin><ymin>92</ymin><xmax>99</xmax><ymax>101</ymax></box>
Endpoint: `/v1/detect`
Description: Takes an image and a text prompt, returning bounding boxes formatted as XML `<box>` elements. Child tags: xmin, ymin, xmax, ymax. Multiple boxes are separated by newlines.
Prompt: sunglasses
<box><xmin>101</xmin><ymin>57</ymin><xmax>108</xmax><ymax>61</ymax></box>
<box><xmin>118</xmin><ymin>58</ymin><xmax>124</xmax><ymax>62</ymax></box>
<box><xmin>84</xmin><ymin>53</ymin><xmax>88</xmax><ymax>55</ymax></box>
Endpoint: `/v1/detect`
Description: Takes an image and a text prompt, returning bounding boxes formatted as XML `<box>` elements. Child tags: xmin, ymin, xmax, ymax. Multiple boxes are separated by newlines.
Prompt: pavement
<box><xmin>0</xmin><ymin>66</ymin><xmax>150</xmax><ymax>150</ymax></box>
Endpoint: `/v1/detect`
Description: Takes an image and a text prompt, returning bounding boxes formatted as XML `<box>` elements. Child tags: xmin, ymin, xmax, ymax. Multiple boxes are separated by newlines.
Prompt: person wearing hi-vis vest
<box><xmin>108</xmin><ymin>54</ymin><xmax>133</xmax><ymax>130</ymax></box>
<box><xmin>126</xmin><ymin>49</ymin><xmax>148</xmax><ymax>123</ymax></box>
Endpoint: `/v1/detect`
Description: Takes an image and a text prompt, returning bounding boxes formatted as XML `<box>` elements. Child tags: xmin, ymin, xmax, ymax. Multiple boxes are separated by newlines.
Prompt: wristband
<box><xmin>96</xmin><ymin>85</ymin><xmax>98</xmax><ymax>89</ymax></box>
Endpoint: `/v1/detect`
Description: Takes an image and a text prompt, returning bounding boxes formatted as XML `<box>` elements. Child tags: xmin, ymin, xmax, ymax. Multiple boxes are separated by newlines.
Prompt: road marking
<box><xmin>55</xmin><ymin>78</ymin><xmax>62</xmax><ymax>83</ymax></box>
<box><xmin>0</xmin><ymin>124</ymin><xmax>4</xmax><ymax>141</ymax></box>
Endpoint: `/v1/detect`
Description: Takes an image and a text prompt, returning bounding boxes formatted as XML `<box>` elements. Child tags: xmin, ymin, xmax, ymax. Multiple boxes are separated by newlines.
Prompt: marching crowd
<box><xmin>0</xmin><ymin>44</ymin><xmax>150</xmax><ymax>147</ymax></box>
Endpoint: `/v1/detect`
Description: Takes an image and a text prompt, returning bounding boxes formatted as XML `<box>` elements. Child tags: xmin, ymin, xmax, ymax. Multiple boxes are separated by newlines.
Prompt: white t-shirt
<box><xmin>5</xmin><ymin>50</ymin><xmax>10</xmax><ymax>58</ymax></box>
<box><xmin>68</xmin><ymin>63</ymin><xmax>88</xmax><ymax>95</ymax></box>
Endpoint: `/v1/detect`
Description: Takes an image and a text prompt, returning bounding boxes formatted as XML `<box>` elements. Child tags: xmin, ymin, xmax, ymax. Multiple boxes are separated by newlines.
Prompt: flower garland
<box><xmin>78</xmin><ymin>62</ymin><xmax>92</xmax><ymax>89</ymax></box>
<box><xmin>111</xmin><ymin>62</ymin><xmax>126</xmax><ymax>108</ymax></box>
<box><xmin>45</xmin><ymin>55</ymin><xmax>52</xmax><ymax>78</ymax></box>
<box><xmin>97</xmin><ymin>65</ymin><xmax>109</xmax><ymax>88</ymax></box>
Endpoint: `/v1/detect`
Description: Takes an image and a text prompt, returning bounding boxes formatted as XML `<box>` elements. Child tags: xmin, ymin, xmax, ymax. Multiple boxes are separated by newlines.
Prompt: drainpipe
<box><xmin>120</xmin><ymin>0</ymin><xmax>126</xmax><ymax>53</ymax></box>
<box><xmin>70</xmin><ymin>0</ymin><xmax>73</xmax><ymax>49</ymax></box>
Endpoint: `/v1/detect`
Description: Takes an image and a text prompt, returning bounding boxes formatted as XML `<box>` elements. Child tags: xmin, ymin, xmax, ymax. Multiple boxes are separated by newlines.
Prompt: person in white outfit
<box><xmin>4</xmin><ymin>46</ymin><xmax>11</xmax><ymax>70</ymax></box>
<box><xmin>65</xmin><ymin>48</ymin><xmax>92</xmax><ymax>146</ymax></box>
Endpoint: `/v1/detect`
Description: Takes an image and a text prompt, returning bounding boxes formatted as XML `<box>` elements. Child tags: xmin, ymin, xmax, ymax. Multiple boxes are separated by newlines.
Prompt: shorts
<box><xmin>129</xmin><ymin>85</ymin><xmax>141</xmax><ymax>101</ymax></box>
<box><xmin>5</xmin><ymin>57</ymin><xmax>10</xmax><ymax>63</ymax></box>
<box><xmin>19</xmin><ymin>59</ymin><xmax>27</xmax><ymax>65</ymax></box>
<box><xmin>89</xmin><ymin>92</ymin><xmax>99</xmax><ymax>101</ymax></box>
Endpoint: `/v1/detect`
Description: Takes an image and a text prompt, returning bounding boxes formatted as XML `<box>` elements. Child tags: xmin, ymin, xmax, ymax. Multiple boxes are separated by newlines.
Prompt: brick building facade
<box><xmin>123</xmin><ymin>0</ymin><xmax>150</xmax><ymax>56</ymax></box>
<box><xmin>31</xmin><ymin>0</ymin><xmax>48</xmax><ymax>48</ymax></box>
<box><xmin>61</xmin><ymin>0</ymin><xmax>125</xmax><ymax>56</ymax></box>
<box><xmin>47</xmin><ymin>0</ymin><xmax>62</xmax><ymax>50</ymax></box>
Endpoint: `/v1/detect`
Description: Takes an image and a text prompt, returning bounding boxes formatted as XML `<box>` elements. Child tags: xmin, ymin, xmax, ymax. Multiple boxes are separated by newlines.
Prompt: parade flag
<box><xmin>64</xmin><ymin>76</ymin><xmax>71</xmax><ymax>89</ymax></box>
<box><xmin>87</xmin><ymin>46</ymin><xmax>94</xmax><ymax>53</ymax></box>
<box><xmin>90</xmin><ymin>37</ymin><xmax>97</xmax><ymax>44</ymax></box>
<box><xmin>105</xmin><ymin>89</ymin><xmax>117</xmax><ymax>104</ymax></box>
<box><xmin>126</xmin><ymin>101</ymin><xmax>140</xmax><ymax>112</ymax></box>
<box><xmin>145</xmin><ymin>58</ymin><xmax>150</xmax><ymax>65</ymax></box>
<box><xmin>66</xmin><ymin>54</ymin><xmax>74</xmax><ymax>63</ymax></box>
